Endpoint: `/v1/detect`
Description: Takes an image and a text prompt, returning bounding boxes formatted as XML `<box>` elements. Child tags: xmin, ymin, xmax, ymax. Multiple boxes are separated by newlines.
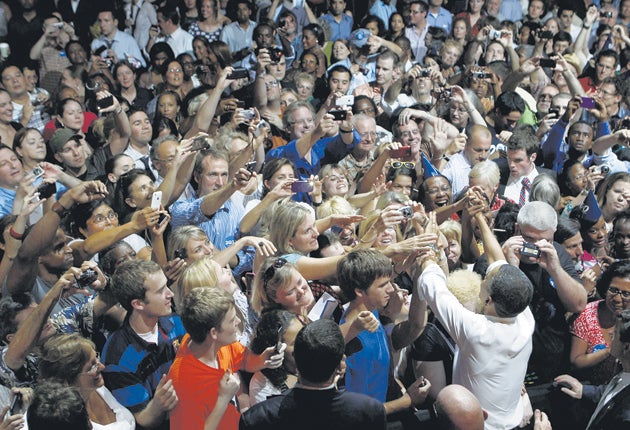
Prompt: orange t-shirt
<box><xmin>168</xmin><ymin>334</ymin><xmax>246</xmax><ymax>430</ymax></box>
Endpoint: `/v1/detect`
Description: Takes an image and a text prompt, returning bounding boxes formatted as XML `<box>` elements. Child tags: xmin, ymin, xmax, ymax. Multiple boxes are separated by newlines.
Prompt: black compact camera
<box><xmin>174</xmin><ymin>248</ymin><xmax>188</xmax><ymax>260</ymax></box>
<box><xmin>279</xmin><ymin>18</ymin><xmax>287</xmax><ymax>28</ymax></box>
<box><xmin>76</xmin><ymin>269</ymin><xmax>98</xmax><ymax>288</ymax></box>
<box><xmin>399</xmin><ymin>206</ymin><xmax>413</xmax><ymax>219</ymax></box>
<box><xmin>419</xmin><ymin>68</ymin><xmax>431</xmax><ymax>78</ymax></box>
<box><xmin>600</xmin><ymin>11</ymin><xmax>613</xmax><ymax>18</ymax></box>
<box><xmin>473</xmin><ymin>71</ymin><xmax>492</xmax><ymax>79</ymax></box>
<box><xmin>256</xmin><ymin>47</ymin><xmax>283</xmax><ymax>63</ymax></box>
<box><xmin>520</xmin><ymin>242</ymin><xmax>541</xmax><ymax>259</ymax></box>
<box><xmin>538</xmin><ymin>30</ymin><xmax>553</xmax><ymax>39</ymax></box>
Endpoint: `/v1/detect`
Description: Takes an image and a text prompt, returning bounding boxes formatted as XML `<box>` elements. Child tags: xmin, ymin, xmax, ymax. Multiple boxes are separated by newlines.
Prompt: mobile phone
<box><xmin>191</xmin><ymin>136</ymin><xmax>210</xmax><ymax>151</ymax></box>
<box><xmin>548</xmin><ymin>107</ymin><xmax>560</xmax><ymax>119</ymax></box>
<box><xmin>520</xmin><ymin>242</ymin><xmax>541</xmax><ymax>259</ymax></box>
<box><xmin>329</xmin><ymin>110</ymin><xmax>347</xmax><ymax>121</ymax></box>
<box><xmin>151</xmin><ymin>191</ymin><xmax>162</xmax><ymax>210</ymax></box>
<box><xmin>31</xmin><ymin>166</ymin><xmax>44</xmax><ymax>178</ymax></box>
<box><xmin>227</xmin><ymin>67</ymin><xmax>248</xmax><ymax>80</ymax></box>
<box><xmin>539</xmin><ymin>58</ymin><xmax>556</xmax><ymax>68</ymax></box>
<box><xmin>291</xmin><ymin>180</ymin><xmax>313</xmax><ymax>193</ymax></box>
<box><xmin>174</xmin><ymin>248</ymin><xmax>187</xmax><ymax>260</ymax></box>
<box><xmin>335</xmin><ymin>95</ymin><xmax>354</xmax><ymax>107</ymax></box>
<box><xmin>93</xmin><ymin>45</ymin><xmax>107</xmax><ymax>56</ymax></box>
<box><xmin>389</xmin><ymin>146</ymin><xmax>412</xmax><ymax>158</ymax></box>
<box><xmin>97</xmin><ymin>95</ymin><xmax>114</xmax><ymax>109</ymax></box>
<box><xmin>580</xmin><ymin>97</ymin><xmax>596</xmax><ymax>109</ymax></box>
<box><xmin>9</xmin><ymin>392</ymin><xmax>22</xmax><ymax>416</ymax></box>
<box><xmin>275</xmin><ymin>326</ymin><xmax>283</xmax><ymax>353</ymax></box>
<box><xmin>157</xmin><ymin>212</ymin><xmax>168</xmax><ymax>227</ymax></box>
<box><xmin>245</xmin><ymin>161</ymin><xmax>257</xmax><ymax>172</ymax></box>
<box><xmin>472</xmin><ymin>71</ymin><xmax>492</xmax><ymax>79</ymax></box>
<box><xmin>37</xmin><ymin>181</ymin><xmax>56</xmax><ymax>199</ymax></box>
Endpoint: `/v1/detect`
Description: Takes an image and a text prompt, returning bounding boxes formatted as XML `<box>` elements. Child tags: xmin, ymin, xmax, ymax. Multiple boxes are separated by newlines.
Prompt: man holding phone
<box><xmin>90</xmin><ymin>8</ymin><xmax>146</xmax><ymax>68</ymax></box>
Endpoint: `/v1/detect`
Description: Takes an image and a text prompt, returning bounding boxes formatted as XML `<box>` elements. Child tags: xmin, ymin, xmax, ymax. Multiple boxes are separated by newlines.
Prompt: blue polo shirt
<box><xmin>321</xmin><ymin>13</ymin><xmax>353</xmax><ymax>42</ymax></box>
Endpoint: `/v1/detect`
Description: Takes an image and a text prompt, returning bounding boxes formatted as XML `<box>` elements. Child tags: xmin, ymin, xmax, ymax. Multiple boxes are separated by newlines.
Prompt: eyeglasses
<box><xmin>84</xmin><ymin>353</ymin><xmax>102</xmax><ymax>375</ymax></box>
<box><xmin>608</xmin><ymin>286</ymin><xmax>630</xmax><ymax>300</ymax></box>
<box><xmin>263</xmin><ymin>258</ymin><xmax>288</xmax><ymax>291</ymax></box>
<box><xmin>91</xmin><ymin>210</ymin><xmax>118</xmax><ymax>224</ymax></box>
<box><xmin>168</xmin><ymin>68</ymin><xmax>183</xmax><ymax>73</ymax></box>
<box><xmin>358</xmin><ymin>131</ymin><xmax>377</xmax><ymax>140</ymax></box>
<box><xmin>391</xmin><ymin>161</ymin><xmax>415</xmax><ymax>169</ymax></box>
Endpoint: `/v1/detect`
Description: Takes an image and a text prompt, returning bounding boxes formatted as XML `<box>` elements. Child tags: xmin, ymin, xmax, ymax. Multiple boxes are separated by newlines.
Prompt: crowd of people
<box><xmin>0</xmin><ymin>0</ymin><xmax>630</xmax><ymax>429</ymax></box>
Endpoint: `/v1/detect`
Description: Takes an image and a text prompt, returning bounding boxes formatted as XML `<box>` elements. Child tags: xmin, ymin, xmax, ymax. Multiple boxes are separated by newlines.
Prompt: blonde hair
<box><xmin>175</xmin><ymin>258</ymin><xmax>219</xmax><ymax>310</ymax></box>
<box><xmin>269</xmin><ymin>201</ymin><xmax>313</xmax><ymax>255</ymax></box>
<box><xmin>446</xmin><ymin>270</ymin><xmax>482</xmax><ymax>312</ymax></box>
<box><xmin>167</xmin><ymin>225</ymin><xmax>208</xmax><ymax>260</ymax></box>
<box><xmin>439</xmin><ymin>219</ymin><xmax>462</xmax><ymax>244</ymax></box>
<box><xmin>316</xmin><ymin>195</ymin><xmax>355</xmax><ymax>219</ymax></box>
<box><xmin>251</xmin><ymin>257</ymin><xmax>300</xmax><ymax>315</ymax></box>
<box><xmin>39</xmin><ymin>334</ymin><xmax>95</xmax><ymax>385</ymax></box>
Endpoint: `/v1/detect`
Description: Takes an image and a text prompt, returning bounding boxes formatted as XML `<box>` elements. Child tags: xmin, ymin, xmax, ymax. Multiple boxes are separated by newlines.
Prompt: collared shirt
<box><xmin>0</xmin><ymin>186</ymin><xmax>16</xmax><ymax>217</ymax></box>
<box><xmin>405</xmin><ymin>25</ymin><xmax>428</xmax><ymax>63</ymax></box>
<box><xmin>419</xmin><ymin>264</ymin><xmax>535</xmax><ymax>430</ymax></box>
<box><xmin>442</xmin><ymin>152</ymin><xmax>472</xmax><ymax>197</ymax></box>
<box><xmin>220</xmin><ymin>20</ymin><xmax>256</xmax><ymax>66</ymax></box>
<box><xmin>504</xmin><ymin>167</ymin><xmax>539</xmax><ymax>204</ymax></box>
<box><xmin>427</xmin><ymin>7</ymin><xmax>452</xmax><ymax>33</ymax></box>
<box><xmin>170</xmin><ymin>194</ymin><xmax>243</xmax><ymax>251</ymax></box>
<box><xmin>320</xmin><ymin>13</ymin><xmax>353</xmax><ymax>42</ymax></box>
<box><xmin>369</xmin><ymin>0</ymin><xmax>396</xmax><ymax>30</ymax></box>
<box><xmin>156</xmin><ymin>26</ymin><xmax>194</xmax><ymax>57</ymax></box>
<box><xmin>90</xmin><ymin>29</ymin><xmax>146</xmax><ymax>67</ymax></box>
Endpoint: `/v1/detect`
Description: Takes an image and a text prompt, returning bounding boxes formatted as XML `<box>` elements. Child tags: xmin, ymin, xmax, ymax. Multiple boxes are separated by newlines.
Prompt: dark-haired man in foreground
<box><xmin>240</xmin><ymin>319</ymin><xmax>387</xmax><ymax>430</ymax></box>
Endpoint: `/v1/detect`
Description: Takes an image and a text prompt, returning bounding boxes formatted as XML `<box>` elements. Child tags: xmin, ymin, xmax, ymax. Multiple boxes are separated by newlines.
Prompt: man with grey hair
<box><xmin>266</xmin><ymin>101</ymin><xmax>359</xmax><ymax>191</ymax></box>
<box><xmin>499</xmin><ymin>201</ymin><xmax>586</xmax><ymax>382</ymax></box>
<box><xmin>338</xmin><ymin>114</ymin><xmax>378</xmax><ymax>183</ymax></box>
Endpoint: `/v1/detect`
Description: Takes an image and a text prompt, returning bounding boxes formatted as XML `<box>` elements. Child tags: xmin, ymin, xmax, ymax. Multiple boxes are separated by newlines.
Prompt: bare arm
<box><xmin>295</xmin><ymin>255</ymin><xmax>345</xmax><ymax>280</ymax></box>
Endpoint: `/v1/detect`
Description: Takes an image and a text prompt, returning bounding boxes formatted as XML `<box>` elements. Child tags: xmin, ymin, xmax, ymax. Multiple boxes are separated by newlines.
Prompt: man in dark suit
<box><xmin>56</xmin><ymin>0</ymin><xmax>112</xmax><ymax>43</ymax></box>
<box><xmin>555</xmin><ymin>298</ymin><xmax>630</xmax><ymax>429</ymax></box>
<box><xmin>239</xmin><ymin>319</ymin><xmax>387</xmax><ymax>430</ymax></box>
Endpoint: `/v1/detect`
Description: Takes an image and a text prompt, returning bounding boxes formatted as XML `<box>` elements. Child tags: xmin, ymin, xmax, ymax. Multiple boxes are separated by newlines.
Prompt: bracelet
<box><xmin>51</xmin><ymin>201</ymin><xmax>70</xmax><ymax>217</ymax></box>
<box><xmin>8</xmin><ymin>225</ymin><xmax>24</xmax><ymax>240</ymax></box>
<box><xmin>339</xmin><ymin>128</ymin><xmax>353</xmax><ymax>133</ymax></box>
<box><xmin>116</xmin><ymin>106</ymin><xmax>123</xmax><ymax>115</ymax></box>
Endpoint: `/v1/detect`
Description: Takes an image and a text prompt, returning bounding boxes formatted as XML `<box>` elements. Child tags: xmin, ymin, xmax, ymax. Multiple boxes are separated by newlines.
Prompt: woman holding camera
<box><xmin>569</xmin><ymin>261</ymin><xmax>630</xmax><ymax>385</ymax></box>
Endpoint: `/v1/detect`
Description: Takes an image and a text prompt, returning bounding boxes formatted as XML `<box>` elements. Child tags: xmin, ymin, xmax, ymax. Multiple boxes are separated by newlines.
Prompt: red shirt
<box><xmin>168</xmin><ymin>334</ymin><xmax>246</xmax><ymax>430</ymax></box>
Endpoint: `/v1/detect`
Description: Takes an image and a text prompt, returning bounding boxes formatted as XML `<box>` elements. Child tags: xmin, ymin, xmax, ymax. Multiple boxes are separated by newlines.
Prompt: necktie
<box><xmin>140</xmin><ymin>156</ymin><xmax>156</xmax><ymax>182</ymax></box>
<box><xmin>519</xmin><ymin>177</ymin><xmax>531</xmax><ymax>207</ymax></box>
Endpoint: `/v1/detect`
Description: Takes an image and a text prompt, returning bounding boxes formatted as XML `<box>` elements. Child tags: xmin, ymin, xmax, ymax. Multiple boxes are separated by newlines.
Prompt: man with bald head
<box><xmin>434</xmin><ymin>385</ymin><xmax>486</xmax><ymax>430</ymax></box>
<box><xmin>442</xmin><ymin>124</ymin><xmax>492</xmax><ymax>197</ymax></box>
